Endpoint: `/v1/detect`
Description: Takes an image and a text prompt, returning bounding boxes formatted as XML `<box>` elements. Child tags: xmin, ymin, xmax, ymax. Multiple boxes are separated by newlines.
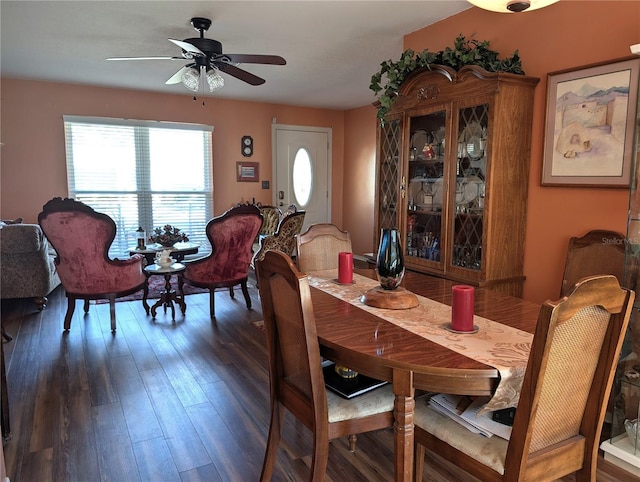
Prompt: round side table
<box><xmin>130</xmin><ymin>242</ymin><xmax>200</xmax><ymax>265</ymax></box>
<box><xmin>143</xmin><ymin>263</ymin><xmax>187</xmax><ymax>320</ymax></box>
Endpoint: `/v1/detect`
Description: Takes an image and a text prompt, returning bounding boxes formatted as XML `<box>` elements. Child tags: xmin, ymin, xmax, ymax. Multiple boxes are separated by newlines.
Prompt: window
<box><xmin>63</xmin><ymin>115</ymin><xmax>213</xmax><ymax>258</ymax></box>
<box><xmin>292</xmin><ymin>147</ymin><xmax>312</xmax><ymax>206</ymax></box>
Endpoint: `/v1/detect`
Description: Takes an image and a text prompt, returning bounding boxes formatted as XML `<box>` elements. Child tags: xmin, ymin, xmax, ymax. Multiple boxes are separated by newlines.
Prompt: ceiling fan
<box><xmin>107</xmin><ymin>17</ymin><xmax>286</xmax><ymax>92</ymax></box>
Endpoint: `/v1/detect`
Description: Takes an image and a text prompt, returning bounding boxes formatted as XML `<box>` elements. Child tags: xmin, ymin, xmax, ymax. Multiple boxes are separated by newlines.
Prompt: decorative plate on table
<box><xmin>155</xmin><ymin>257</ymin><xmax>175</xmax><ymax>268</ymax></box>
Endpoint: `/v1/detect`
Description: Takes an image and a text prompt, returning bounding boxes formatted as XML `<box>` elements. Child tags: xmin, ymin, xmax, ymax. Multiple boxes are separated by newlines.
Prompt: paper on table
<box><xmin>428</xmin><ymin>396</ymin><xmax>491</xmax><ymax>437</ymax></box>
<box><xmin>460</xmin><ymin>397</ymin><xmax>512</xmax><ymax>440</ymax></box>
<box><xmin>428</xmin><ymin>393</ymin><xmax>512</xmax><ymax>440</ymax></box>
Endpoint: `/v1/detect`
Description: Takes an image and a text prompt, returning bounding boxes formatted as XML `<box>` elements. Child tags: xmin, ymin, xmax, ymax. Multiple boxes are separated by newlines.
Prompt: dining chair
<box><xmin>251</xmin><ymin>210</ymin><xmax>306</xmax><ymax>268</ymax></box>
<box><xmin>296</xmin><ymin>223</ymin><xmax>352</xmax><ymax>272</ymax></box>
<box><xmin>413</xmin><ymin>274</ymin><xmax>634</xmax><ymax>482</ymax></box>
<box><xmin>183</xmin><ymin>204</ymin><xmax>263</xmax><ymax>318</ymax></box>
<box><xmin>560</xmin><ymin>229</ymin><xmax>625</xmax><ymax>297</ymax></box>
<box><xmin>255</xmin><ymin>250</ymin><xmax>395</xmax><ymax>481</ymax></box>
<box><xmin>37</xmin><ymin>197</ymin><xmax>146</xmax><ymax>332</ymax></box>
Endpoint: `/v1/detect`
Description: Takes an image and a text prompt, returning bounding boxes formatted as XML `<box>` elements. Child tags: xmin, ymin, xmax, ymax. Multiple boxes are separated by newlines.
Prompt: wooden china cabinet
<box><xmin>374</xmin><ymin>65</ymin><xmax>539</xmax><ymax>297</ymax></box>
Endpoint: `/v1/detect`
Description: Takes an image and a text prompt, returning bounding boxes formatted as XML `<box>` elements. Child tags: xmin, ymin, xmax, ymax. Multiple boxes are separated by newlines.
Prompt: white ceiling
<box><xmin>0</xmin><ymin>1</ymin><xmax>470</xmax><ymax>110</ymax></box>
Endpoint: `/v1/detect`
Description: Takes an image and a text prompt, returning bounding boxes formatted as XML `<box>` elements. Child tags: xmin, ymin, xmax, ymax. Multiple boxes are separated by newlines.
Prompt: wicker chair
<box><xmin>413</xmin><ymin>274</ymin><xmax>634</xmax><ymax>482</ymax></box>
<box><xmin>255</xmin><ymin>251</ymin><xmax>394</xmax><ymax>481</ymax></box>
<box><xmin>296</xmin><ymin>223</ymin><xmax>352</xmax><ymax>272</ymax></box>
<box><xmin>560</xmin><ymin>229</ymin><xmax>626</xmax><ymax>297</ymax></box>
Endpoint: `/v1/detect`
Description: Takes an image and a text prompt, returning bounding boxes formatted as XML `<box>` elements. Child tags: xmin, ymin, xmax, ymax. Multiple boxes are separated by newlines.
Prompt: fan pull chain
<box><xmin>192</xmin><ymin>96</ymin><xmax>206</xmax><ymax>107</ymax></box>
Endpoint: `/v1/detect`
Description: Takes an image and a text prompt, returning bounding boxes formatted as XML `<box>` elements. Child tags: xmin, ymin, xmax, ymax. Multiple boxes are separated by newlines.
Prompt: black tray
<box><xmin>322</xmin><ymin>362</ymin><xmax>388</xmax><ymax>399</ymax></box>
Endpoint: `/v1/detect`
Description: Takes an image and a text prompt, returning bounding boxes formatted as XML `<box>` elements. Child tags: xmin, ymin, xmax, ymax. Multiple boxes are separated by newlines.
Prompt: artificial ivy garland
<box><xmin>369</xmin><ymin>34</ymin><xmax>524</xmax><ymax>120</ymax></box>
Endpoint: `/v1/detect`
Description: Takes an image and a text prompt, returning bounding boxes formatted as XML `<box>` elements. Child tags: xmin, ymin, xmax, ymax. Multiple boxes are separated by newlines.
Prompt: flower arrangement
<box><xmin>149</xmin><ymin>225</ymin><xmax>189</xmax><ymax>247</ymax></box>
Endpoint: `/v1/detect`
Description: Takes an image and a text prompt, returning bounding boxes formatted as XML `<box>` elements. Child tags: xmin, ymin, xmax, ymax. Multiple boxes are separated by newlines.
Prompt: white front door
<box><xmin>272</xmin><ymin>125</ymin><xmax>331</xmax><ymax>231</ymax></box>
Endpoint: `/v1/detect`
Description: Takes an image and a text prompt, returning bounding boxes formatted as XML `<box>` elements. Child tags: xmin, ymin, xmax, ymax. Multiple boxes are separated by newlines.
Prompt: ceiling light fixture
<box><xmin>181</xmin><ymin>66</ymin><xmax>225</xmax><ymax>93</ymax></box>
<box><xmin>206</xmin><ymin>68</ymin><xmax>225</xmax><ymax>92</ymax></box>
<box><xmin>467</xmin><ymin>0</ymin><xmax>559</xmax><ymax>13</ymax></box>
<box><xmin>181</xmin><ymin>67</ymin><xmax>200</xmax><ymax>92</ymax></box>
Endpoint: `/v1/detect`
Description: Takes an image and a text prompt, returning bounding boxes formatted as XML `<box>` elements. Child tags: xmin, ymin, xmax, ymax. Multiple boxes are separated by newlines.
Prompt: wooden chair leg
<box><xmin>260</xmin><ymin>402</ymin><xmax>284</xmax><ymax>482</ymax></box>
<box><xmin>574</xmin><ymin>454</ymin><xmax>597</xmax><ymax>482</ymax></box>
<box><xmin>64</xmin><ymin>296</ymin><xmax>76</xmax><ymax>331</ymax></box>
<box><xmin>229</xmin><ymin>286</ymin><xmax>235</xmax><ymax>299</ymax></box>
<box><xmin>414</xmin><ymin>440</ymin><xmax>426</xmax><ymax>482</ymax></box>
<box><xmin>348</xmin><ymin>433</ymin><xmax>357</xmax><ymax>452</ymax></box>
<box><xmin>83</xmin><ymin>299</ymin><xmax>90</xmax><ymax>313</ymax></box>
<box><xmin>209</xmin><ymin>289</ymin><xmax>215</xmax><ymax>318</ymax></box>
<box><xmin>1</xmin><ymin>339</ymin><xmax>10</xmax><ymax>441</ymax></box>
<box><xmin>241</xmin><ymin>279</ymin><xmax>252</xmax><ymax>309</ymax></box>
<box><xmin>108</xmin><ymin>294</ymin><xmax>117</xmax><ymax>332</ymax></box>
<box><xmin>310</xmin><ymin>420</ymin><xmax>330</xmax><ymax>481</ymax></box>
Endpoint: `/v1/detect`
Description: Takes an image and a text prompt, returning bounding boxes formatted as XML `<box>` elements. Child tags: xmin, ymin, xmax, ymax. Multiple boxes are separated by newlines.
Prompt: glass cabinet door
<box><xmin>406</xmin><ymin>111</ymin><xmax>447</xmax><ymax>265</ymax></box>
<box><xmin>377</xmin><ymin>118</ymin><xmax>401</xmax><ymax>233</ymax></box>
<box><xmin>450</xmin><ymin>104</ymin><xmax>489</xmax><ymax>273</ymax></box>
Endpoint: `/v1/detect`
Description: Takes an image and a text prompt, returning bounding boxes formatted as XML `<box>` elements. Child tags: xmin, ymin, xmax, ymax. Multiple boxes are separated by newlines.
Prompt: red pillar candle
<box><xmin>451</xmin><ymin>285</ymin><xmax>475</xmax><ymax>332</ymax></box>
<box><xmin>338</xmin><ymin>251</ymin><xmax>354</xmax><ymax>284</ymax></box>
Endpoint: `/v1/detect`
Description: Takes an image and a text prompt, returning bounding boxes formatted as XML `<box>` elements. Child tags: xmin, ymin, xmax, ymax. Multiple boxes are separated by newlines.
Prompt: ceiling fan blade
<box><xmin>107</xmin><ymin>56</ymin><xmax>184</xmax><ymax>61</ymax></box>
<box><xmin>215</xmin><ymin>62</ymin><xmax>265</xmax><ymax>86</ymax></box>
<box><xmin>168</xmin><ymin>38</ymin><xmax>204</xmax><ymax>56</ymax></box>
<box><xmin>165</xmin><ymin>66</ymin><xmax>191</xmax><ymax>85</ymax></box>
<box><xmin>223</xmin><ymin>54</ymin><xmax>286</xmax><ymax>65</ymax></box>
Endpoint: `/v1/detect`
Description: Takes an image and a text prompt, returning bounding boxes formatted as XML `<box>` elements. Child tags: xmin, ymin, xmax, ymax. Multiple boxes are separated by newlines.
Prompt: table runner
<box><xmin>308</xmin><ymin>270</ymin><xmax>533</xmax><ymax>413</ymax></box>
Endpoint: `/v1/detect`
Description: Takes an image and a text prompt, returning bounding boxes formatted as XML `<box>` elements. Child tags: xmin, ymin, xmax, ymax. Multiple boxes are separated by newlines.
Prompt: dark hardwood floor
<box><xmin>1</xmin><ymin>282</ymin><xmax>636</xmax><ymax>481</ymax></box>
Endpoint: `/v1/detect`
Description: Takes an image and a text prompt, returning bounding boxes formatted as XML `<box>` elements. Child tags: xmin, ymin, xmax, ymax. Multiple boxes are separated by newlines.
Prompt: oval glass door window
<box><xmin>292</xmin><ymin>147</ymin><xmax>312</xmax><ymax>206</ymax></box>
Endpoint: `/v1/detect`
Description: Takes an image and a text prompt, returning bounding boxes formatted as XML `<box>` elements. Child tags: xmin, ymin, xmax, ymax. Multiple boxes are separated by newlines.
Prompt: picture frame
<box><xmin>236</xmin><ymin>161</ymin><xmax>259</xmax><ymax>182</ymax></box>
<box><xmin>541</xmin><ymin>57</ymin><xmax>639</xmax><ymax>187</ymax></box>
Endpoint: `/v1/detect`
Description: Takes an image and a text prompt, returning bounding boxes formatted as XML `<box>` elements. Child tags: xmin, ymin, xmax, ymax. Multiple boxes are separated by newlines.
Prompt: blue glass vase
<box><xmin>376</xmin><ymin>228</ymin><xmax>405</xmax><ymax>290</ymax></box>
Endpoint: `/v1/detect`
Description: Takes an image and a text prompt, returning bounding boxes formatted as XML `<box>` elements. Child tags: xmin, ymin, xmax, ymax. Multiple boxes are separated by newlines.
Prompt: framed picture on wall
<box><xmin>236</xmin><ymin>161</ymin><xmax>259</xmax><ymax>182</ymax></box>
<box><xmin>541</xmin><ymin>57</ymin><xmax>640</xmax><ymax>187</ymax></box>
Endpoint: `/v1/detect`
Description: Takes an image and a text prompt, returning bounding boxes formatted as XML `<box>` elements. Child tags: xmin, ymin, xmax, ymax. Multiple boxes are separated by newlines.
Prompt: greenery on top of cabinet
<box><xmin>369</xmin><ymin>34</ymin><xmax>524</xmax><ymax>120</ymax></box>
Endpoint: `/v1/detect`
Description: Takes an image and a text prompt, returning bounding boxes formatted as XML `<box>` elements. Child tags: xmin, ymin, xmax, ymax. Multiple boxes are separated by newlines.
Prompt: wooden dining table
<box><xmin>309</xmin><ymin>268</ymin><xmax>541</xmax><ymax>482</ymax></box>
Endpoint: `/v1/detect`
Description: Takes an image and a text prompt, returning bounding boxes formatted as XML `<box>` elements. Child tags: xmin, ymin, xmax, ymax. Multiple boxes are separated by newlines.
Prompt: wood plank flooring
<box><xmin>1</xmin><ymin>282</ymin><xmax>636</xmax><ymax>481</ymax></box>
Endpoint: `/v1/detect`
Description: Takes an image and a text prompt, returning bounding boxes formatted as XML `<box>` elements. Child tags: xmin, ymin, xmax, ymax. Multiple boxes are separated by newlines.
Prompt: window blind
<box><xmin>63</xmin><ymin>115</ymin><xmax>214</xmax><ymax>258</ymax></box>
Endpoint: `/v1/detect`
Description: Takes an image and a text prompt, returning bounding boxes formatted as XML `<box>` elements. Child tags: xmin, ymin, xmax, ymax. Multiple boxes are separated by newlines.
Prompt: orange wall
<box><xmin>345</xmin><ymin>0</ymin><xmax>640</xmax><ymax>303</ymax></box>
<box><xmin>0</xmin><ymin>80</ymin><xmax>345</xmax><ymax>225</ymax></box>
<box><xmin>343</xmin><ymin>105</ymin><xmax>378</xmax><ymax>253</ymax></box>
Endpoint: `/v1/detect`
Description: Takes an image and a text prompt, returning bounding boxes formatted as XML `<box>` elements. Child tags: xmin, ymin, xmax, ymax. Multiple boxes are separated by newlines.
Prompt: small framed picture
<box><xmin>236</xmin><ymin>161</ymin><xmax>259</xmax><ymax>182</ymax></box>
<box><xmin>541</xmin><ymin>57</ymin><xmax>639</xmax><ymax>187</ymax></box>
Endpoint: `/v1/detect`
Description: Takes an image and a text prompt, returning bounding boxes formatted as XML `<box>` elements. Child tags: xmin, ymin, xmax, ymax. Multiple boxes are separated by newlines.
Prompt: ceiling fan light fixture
<box><xmin>206</xmin><ymin>68</ymin><xmax>225</xmax><ymax>92</ymax></box>
<box><xmin>467</xmin><ymin>0</ymin><xmax>558</xmax><ymax>13</ymax></box>
<box><xmin>181</xmin><ymin>67</ymin><xmax>200</xmax><ymax>91</ymax></box>
<box><xmin>107</xmin><ymin>18</ymin><xmax>285</xmax><ymax>90</ymax></box>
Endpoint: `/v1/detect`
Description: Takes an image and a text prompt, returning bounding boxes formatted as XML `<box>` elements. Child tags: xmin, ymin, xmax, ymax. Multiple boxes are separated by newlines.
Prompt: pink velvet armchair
<box><xmin>38</xmin><ymin>197</ymin><xmax>146</xmax><ymax>332</ymax></box>
<box><xmin>183</xmin><ymin>204</ymin><xmax>263</xmax><ymax>318</ymax></box>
